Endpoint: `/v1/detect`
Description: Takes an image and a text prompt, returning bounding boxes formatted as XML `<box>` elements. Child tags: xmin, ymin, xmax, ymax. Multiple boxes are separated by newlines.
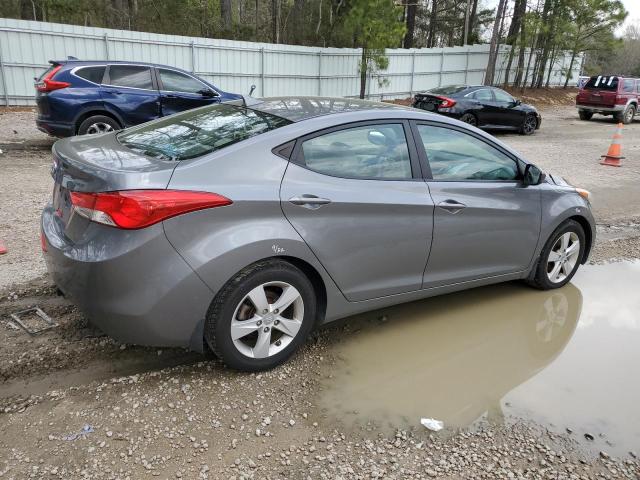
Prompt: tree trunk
<box><xmin>427</xmin><ymin>0</ymin><xmax>438</xmax><ymax>48</ymax></box>
<box><xmin>403</xmin><ymin>3</ymin><xmax>417</xmax><ymax>49</ymax></box>
<box><xmin>221</xmin><ymin>0</ymin><xmax>232</xmax><ymax>31</ymax></box>
<box><xmin>534</xmin><ymin>0</ymin><xmax>554</xmax><ymax>88</ymax></box>
<box><xmin>468</xmin><ymin>0</ymin><xmax>479</xmax><ymax>42</ymax></box>
<box><xmin>359</xmin><ymin>47</ymin><xmax>367</xmax><ymax>99</ymax></box>
<box><xmin>503</xmin><ymin>0</ymin><xmax>525</xmax><ymax>87</ymax></box>
<box><xmin>563</xmin><ymin>48</ymin><xmax>578</xmax><ymax>88</ymax></box>
<box><xmin>513</xmin><ymin>18</ymin><xmax>527</xmax><ymax>87</ymax></box>
<box><xmin>484</xmin><ymin>0</ymin><xmax>507</xmax><ymax>86</ymax></box>
<box><xmin>271</xmin><ymin>0</ymin><xmax>280</xmax><ymax>43</ymax></box>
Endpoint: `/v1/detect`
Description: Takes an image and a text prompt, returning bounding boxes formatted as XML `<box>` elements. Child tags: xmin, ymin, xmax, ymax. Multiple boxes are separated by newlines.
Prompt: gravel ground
<box><xmin>1</xmin><ymin>105</ymin><xmax>640</xmax><ymax>479</ymax></box>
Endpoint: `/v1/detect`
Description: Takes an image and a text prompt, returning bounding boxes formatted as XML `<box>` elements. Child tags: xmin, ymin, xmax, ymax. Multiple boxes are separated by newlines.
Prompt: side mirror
<box><xmin>198</xmin><ymin>88</ymin><xmax>217</xmax><ymax>98</ymax></box>
<box><xmin>249</xmin><ymin>84</ymin><xmax>257</xmax><ymax>96</ymax></box>
<box><xmin>523</xmin><ymin>163</ymin><xmax>545</xmax><ymax>186</ymax></box>
<box><xmin>368</xmin><ymin>130</ymin><xmax>388</xmax><ymax>146</ymax></box>
<box><xmin>514</xmin><ymin>99</ymin><xmax>522</xmax><ymax>106</ymax></box>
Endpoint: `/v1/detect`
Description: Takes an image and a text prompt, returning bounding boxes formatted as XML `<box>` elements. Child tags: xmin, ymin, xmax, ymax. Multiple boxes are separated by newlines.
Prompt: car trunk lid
<box><xmin>51</xmin><ymin>133</ymin><xmax>178</xmax><ymax>241</ymax></box>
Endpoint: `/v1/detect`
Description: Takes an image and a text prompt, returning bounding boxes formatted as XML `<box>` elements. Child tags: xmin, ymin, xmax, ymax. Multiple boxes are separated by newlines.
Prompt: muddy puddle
<box><xmin>320</xmin><ymin>261</ymin><xmax>640</xmax><ymax>456</ymax></box>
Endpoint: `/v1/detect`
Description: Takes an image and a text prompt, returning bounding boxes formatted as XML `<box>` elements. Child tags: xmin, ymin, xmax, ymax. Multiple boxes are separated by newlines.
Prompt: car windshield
<box><xmin>583</xmin><ymin>76</ymin><xmax>618</xmax><ymax>91</ymax></box>
<box><xmin>427</xmin><ymin>85</ymin><xmax>469</xmax><ymax>95</ymax></box>
<box><xmin>117</xmin><ymin>103</ymin><xmax>291</xmax><ymax>161</ymax></box>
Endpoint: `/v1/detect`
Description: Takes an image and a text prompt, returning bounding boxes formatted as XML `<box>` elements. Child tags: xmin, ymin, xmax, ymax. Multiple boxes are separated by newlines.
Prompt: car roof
<box><xmin>51</xmin><ymin>59</ymin><xmax>194</xmax><ymax>73</ymax></box>
<box><xmin>249</xmin><ymin>96</ymin><xmax>410</xmax><ymax>122</ymax></box>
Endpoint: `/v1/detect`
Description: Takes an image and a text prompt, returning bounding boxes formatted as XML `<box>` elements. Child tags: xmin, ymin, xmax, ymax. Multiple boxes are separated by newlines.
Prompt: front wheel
<box><xmin>527</xmin><ymin>220</ymin><xmax>585</xmax><ymax>290</ymax></box>
<box><xmin>520</xmin><ymin>113</ymin><xmax>538</xmax><ymax>135</ymax></box>
<box><xmin>204</xmin><ymin>260</ymin><xmax>316</xmax><ymax>371</ymax></box>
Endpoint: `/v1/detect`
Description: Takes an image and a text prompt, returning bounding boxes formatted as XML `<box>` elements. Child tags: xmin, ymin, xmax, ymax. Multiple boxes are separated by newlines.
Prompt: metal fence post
<box><xmin>317</xmin><ymin>51</ymin><xmax>322</xmax><ymax>96</ymax></box>
<box><xmin>438</xmin><ymin>50</ymin><xmax>445</xmax><ymax>87</ymax></box>
<box><xmin>0</xmin><ymin>47</ymin><xmax>9</xmax><ymax>106</ymax></box>
<box><xmin>190</xmin><ymin>41</ymin><xmax>195</xmax><ymax>73</ymax></box>
<box><xmin>104</xmin><ymin>34</ymin><xmax>110</xmax><ymax>60</ymax></box>
<box><xmin>409</xmin><ymin>50</ymin><xmax>416</xmax><ymax>97</ymax></box>
<box><xmin>464</xmin><ymin>48</ymin><xmax>470</xmax><ymax>84</ymax></box>
<box><xmin>260</xmin><ymin>47</ymin><xmax>265</xmax><ymax>96</ymax></box>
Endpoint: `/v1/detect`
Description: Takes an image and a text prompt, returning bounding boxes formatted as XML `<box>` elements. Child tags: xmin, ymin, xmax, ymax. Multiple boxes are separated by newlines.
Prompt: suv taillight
<box><xmin>35</xmin><ymin>65</ymin><xmax>70</xmax><ymax>92</ymax></box>
<box><xmin>70</xmin><ymin>190</ymin><xmax>232</xmax><ymax>229</ymax></box>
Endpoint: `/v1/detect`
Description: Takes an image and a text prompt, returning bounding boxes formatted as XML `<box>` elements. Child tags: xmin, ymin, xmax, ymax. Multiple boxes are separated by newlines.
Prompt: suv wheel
<box><xmin>77</xmin><ymin>115</ymin><xmax>121</xmax><ymax>135</ymax></box>
<box><xmin>527</xmin><ymin>220</ymin><xmax>585</xmax><ymax>290</ymax></box>
<box><xmin>204</xmin><ymin>260</ymin><xmax>316</xmax><ymax>371</ymax></box>
<box><xmin>578</xmin><ymin>110</ymin><xmax>593</xmax><ymax>121</ymax></box>
<box><xmin>622</xmin><ymin>104</ymin><xmax>636</xmax><ymax>124</ymax></box>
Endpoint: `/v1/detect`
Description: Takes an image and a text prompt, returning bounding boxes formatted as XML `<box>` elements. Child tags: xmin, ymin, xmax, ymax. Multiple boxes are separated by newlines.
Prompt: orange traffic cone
<box><xmin>600</xmin><ymin>123</ymin><xmax>625</xmax><ymax>167</ymax></box>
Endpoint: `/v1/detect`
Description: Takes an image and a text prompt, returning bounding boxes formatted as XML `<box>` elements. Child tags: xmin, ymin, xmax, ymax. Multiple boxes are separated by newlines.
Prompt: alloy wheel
<box><xmin>85</xmin><ymin>122</ymin><xmax>115</xmax><ymax>135</ymax></box>
<box><xmin>546</xmin><ymin>232</ymin><xmax>580</xmax><ymax>283</ymax></box>
<box><xmin>625</xmin><ymin>107</ymin><xmax>635</xmax><ymax>124</ymax></box>
<box><xmin>523</xmin><ymin>115</ymin><xmax>537</xmax><ymax>134</ymax></box>
<box><xmin>231</xmin><ymin>281</ymin><xmax>304</xmax><ymax>359</ymax></box>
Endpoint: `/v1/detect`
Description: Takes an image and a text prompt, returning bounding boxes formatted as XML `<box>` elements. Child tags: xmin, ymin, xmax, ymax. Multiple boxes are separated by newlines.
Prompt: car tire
<box><xmin>519</xmin><ymin>113</ymin><xmax>538</xmax><ymax>135</ymax></box>
<box><xmin>460</xmin><ymin>113</ymin><xmax>478</xmax><ymax>127</ymax></box>
<box><xmin>527</xmin><ymin>220</ymin><xmax>585</xmax><ymax>291</ymax></box>
<box><xmin>204</xmin><ymin>259</ymin><xmax>316</xmax><ymax>371</ymax></box>
<box><xmin>578</xmin><ymin>110</ymin><xmax>593</xmax><ymax>121</ymax></box>
<box><xmin>620</xmin><ymin>104</ymin><xmax>636</xmax><ymax>125</ymax></box>
<box><xmin>77</xmin><ymin>115</ymin><xmax>121</xmax><ymax>135</ymax></box>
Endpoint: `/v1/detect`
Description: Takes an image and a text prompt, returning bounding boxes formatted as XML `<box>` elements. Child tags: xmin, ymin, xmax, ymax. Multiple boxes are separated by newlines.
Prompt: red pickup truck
<box><xmin>576</xmin><ymin>75</ymin><xmax>639</xmax><ymax>124</ymax></box>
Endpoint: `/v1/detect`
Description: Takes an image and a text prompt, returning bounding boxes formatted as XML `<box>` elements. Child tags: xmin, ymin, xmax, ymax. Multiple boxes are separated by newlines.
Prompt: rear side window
<box><xmin>300</xmin><ymin>124</ymin><xmax>412</xmax><ymax>179</ymax></box>
<box><xmin>75</xmin><ymin>66</ymin><xmax>105</xmax><ymax>84</ymax></box>
<box><xmin>584</xmin><ymin>76</ymin><xmax>618</xmax><ymax>91</ymax></box>
<box><xmin>107</xmin><ymin>65</ymin><xmax>153</xmax><ymax>89</ymax></box>
<box><xmin>417</xmin><ymin>125</ymin><xmax>517</xmax><ymax>181</ymax></box>
<box><xmin>622</xmin><ymin>79</ymin><xmax>634</xmax><ymax>93</ymax></box>
<box><xmin>159</xmin><ymin>69</ymin><xmax>206</xmax><ymax>94</ymax></box>
<box><xmin>117</xmin><ymin>103</ymin><xmax>291</xmax><ymax>161</ymax></box>
<box><xmin>472</xmin><ymin>89</ymin><xmax>493</xmax><ymax>101</ymax></box>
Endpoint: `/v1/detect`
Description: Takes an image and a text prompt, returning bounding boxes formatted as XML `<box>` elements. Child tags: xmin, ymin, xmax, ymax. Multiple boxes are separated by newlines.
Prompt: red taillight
<box><xmin>35</xmin><ymin>65</ymin><xmax>71</xmax><ymax>92</ymax></box>
<box><xmin>70</xmin><ymin>190</ymin><xmax>232</xmax><ymax>230</ymax></box>
<box><xmin>437</xmin><ymin>96</ymin><xmax>457</xmax><ymax>109</ymax></box>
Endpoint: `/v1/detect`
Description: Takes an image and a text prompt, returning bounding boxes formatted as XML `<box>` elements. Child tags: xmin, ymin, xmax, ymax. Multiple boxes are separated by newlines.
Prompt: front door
<box><xmin>280</xmin><ymin>121</ymin><xmax>434</xmax><ymax>301</ymax></box>
<box><xmin>156</xmin><ymin>68</ymin><xmax>220</xmax><ymax>117</ymax></box>
<box><xmin>413</xmin><ymin>122</ymin><xmax>541</xmax><ymax>287</ymax></box>
<box><xmin>489</xmin><ymin>88</ymin><xmax>524</xmax><ymax>127</ymax></box>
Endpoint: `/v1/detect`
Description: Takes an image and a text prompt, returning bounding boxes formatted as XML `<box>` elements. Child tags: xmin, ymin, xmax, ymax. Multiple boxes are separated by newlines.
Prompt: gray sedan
<box><xmin>42</xmin><ymin>96</ymin><xmax>595</xmax><ymax>371</ymax></box>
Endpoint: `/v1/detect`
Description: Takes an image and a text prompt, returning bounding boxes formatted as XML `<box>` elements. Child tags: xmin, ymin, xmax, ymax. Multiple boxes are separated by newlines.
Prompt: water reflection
<box><xmin>321</xmin><ymin>282</ymin><xmax>582</xmax><ymax>429</ymax></box>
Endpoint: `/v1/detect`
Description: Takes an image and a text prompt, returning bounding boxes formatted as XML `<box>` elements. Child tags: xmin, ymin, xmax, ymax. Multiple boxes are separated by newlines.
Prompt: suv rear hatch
<box><xmin>577</xmin><ymin>75</ymin><xmax>619</xmax><ymax>107</ymax></box>
<box><xmin>50</xmin><ymin>133</ymin><xmax>178</xmax><ymax>242</ymax></box>
<box><xmin>35</xmin><ymin>61</ymin><xmax>69</xmax><ymax>117</ymax></box>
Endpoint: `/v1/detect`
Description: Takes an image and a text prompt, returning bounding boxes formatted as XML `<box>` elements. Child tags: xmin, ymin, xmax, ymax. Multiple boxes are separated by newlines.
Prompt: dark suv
<box><xmin>35</xmin><ymin>60</ymin><xmax>241</xmax><ymax>137</ymax></box>
<box><xmin>576</xmin><ymin>75</ymin><xmax>639</xmax><ymax>124</ymax></box>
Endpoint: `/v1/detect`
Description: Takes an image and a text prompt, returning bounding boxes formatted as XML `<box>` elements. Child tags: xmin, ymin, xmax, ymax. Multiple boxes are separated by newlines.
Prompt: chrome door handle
<box><xmin>437</xmin><ymin>199</ymin><xmax>466</xmax><ymax>214</ymax></box>
<box><xmin>289</xmin><ymin>195</ymin><xmax>332</xmax><ymax>208</ymax></box>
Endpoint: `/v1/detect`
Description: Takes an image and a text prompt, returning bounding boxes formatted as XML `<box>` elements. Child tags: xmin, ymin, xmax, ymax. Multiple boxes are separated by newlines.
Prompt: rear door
<box><xmin>156</xmin><ymin>68</ymin><xmax>220</xmax><ymax>117</ymax></box>
<box><xmin>412</xmin><ymin>122</ymin><xmax>541</xmax><ymax>287</ymax></box>
<box><xmin>103</xmin><ymin>64</ymin><xmax>160</xmax><ymax>126</ymax></box>
<box><xmin>467</xmin><ymin>88</ymin><xmax>494</xmax><ymax>126</ymax></box>
<box><xmin>280</xmin><ymin>121</ymin><xmax>434</xmax><ymax>301</ymax></box>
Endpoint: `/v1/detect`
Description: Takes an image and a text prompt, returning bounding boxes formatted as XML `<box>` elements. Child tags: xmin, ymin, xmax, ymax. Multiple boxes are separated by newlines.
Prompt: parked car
<box><xmin>575</xmin><ymin>75</ymin><xmax>639</xmax><ymax>124</ymax></box>
<box><xmin>35</xmin><ymin>60</ymin><xmax>241</xmax><ymax>137</ymax></box>
<box><xmin>42</xmin><ymin>96</ymin><xmax>594</xmax><ymax>371</ymax></box>
<box><xmin>412</xmin><ymin>85</ymin><xmax>541</xmax><ymax>135</ymax></box>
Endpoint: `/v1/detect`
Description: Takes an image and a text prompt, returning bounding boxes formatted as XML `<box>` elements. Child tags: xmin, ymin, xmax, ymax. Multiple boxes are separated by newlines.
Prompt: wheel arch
<box><xmin>74</xmin><ymin>109</ymin><xmax>123</xmax><ymax>134</ymax></box>
<box><xmin>567</xmin><ymin>215</ymin><xmax>593</xmax><ymax>264</ymax></box>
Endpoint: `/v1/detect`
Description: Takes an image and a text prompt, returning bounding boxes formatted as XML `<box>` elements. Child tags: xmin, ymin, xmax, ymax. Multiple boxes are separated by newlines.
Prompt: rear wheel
<box><xmin>204</xmin><ymin>260</ymin><xmax>316</xmax><ymax>371</ymax></box>
<box><xmin>578</xmin><ymin>110</ymin><xmax>593</xmax><ymax>121</ymax></box>
<box><xmin>460</xmin><ymin>113</ymin><xmax>477</xmax><ymax>127</ymax></box>
<box><xmin>77</xmin><ymin>115</ymin><xmax>121</xmax><ymax>136</ymax></box>
<box><xmin>527</xmin><ymin>220</ymin><xmax>585</xmax><ymax>290</ymax></box>
<box><xmin>621</xmin><ymin>105</ymin><xmax>636</xmax><ymax>124</ymax></box>
<box><xmin>520</xmin><ymin>113</ymin><xmax>538</xmax><ymax>135</ymax></box>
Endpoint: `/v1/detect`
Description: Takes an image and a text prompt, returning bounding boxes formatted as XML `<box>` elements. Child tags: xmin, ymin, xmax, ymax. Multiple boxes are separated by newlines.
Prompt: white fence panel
<box><xmin>0</xmin><ymin>18</ymin><xmax>582</xmax><ymax>106</ymax></box>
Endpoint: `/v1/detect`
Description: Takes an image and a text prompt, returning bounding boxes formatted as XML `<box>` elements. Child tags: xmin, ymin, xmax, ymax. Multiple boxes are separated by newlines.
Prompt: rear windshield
<box><xmin>117</xmin><ymin>103</ymin><xmax>291</xmax><ymax>161</ymax></box>
<box><xmin>583</xmin><ymin>76</ymin><xmax>619</xmax><ymax>91</ymax></box>
<box><xmin>427</xmin><ymin>85</ymin><xmax>469</xmax><ymax>95</ymax></box>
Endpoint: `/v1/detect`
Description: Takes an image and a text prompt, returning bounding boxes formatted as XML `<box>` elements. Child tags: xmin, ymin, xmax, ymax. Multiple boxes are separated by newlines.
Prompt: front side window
<box><xmin>118</xmin><ymin>104</ymin><xmax>291</xmax><ymax>161</ymax></box>
<box><xmin>417</xmin><ymin>125</ymin><xmax>518</xmax><ymax>181</ymax></box>
<box><xmin>300</xmin><ymin>124</ymin><xmax>412</xmax><ymax>179</ymax></box>
<box><xmin>107</xmin><ymin>65</ymin><xmax>153</xmax><ymax>90</ymax></box>
<box><xmin>159</xmin><ymin>69</ymin><xmax>207</xmax><ymax>94</ymax></box>
<box><xmin>493</xmin><ymin>88</ymin><xmax>515</xmax><ymax>103</ymax></box>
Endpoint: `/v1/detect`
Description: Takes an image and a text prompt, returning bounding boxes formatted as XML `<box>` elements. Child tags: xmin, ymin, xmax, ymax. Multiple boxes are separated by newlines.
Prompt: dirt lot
<box><xmin>1</xmin><ymin>105</ymin><xmax>640</xmax><ymax>479</ymax></box>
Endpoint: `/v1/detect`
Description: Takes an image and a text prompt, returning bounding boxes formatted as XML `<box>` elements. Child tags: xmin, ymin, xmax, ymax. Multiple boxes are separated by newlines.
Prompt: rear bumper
<box><xmin>36</xmin><ymin>118</ymin><xmax>75</xmax><ymax>138</ymax></box>
<box><xmin>41</xmin><ymin>205</ymin><xmax>213</xmax><ymax>350</ymax></box>
<box><xmin>576</xmin><ymin>104</ymin><xmax>624</xmax><ymax>113</ymax></box>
